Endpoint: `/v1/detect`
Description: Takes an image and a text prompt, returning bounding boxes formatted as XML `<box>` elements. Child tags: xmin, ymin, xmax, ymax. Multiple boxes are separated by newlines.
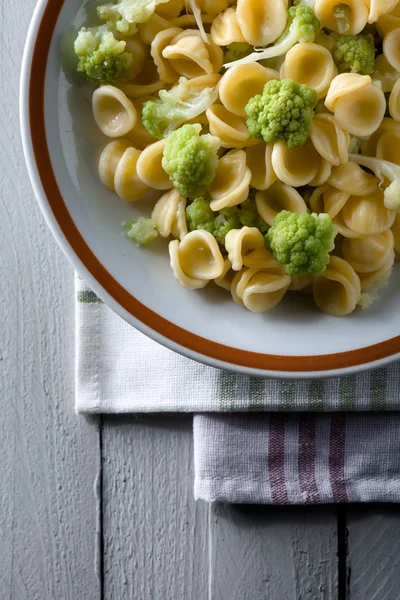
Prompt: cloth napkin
<box><xmin>76</xmin><ymin>275</ymin><xmax>400</xmax><ymax>504</ymax></box>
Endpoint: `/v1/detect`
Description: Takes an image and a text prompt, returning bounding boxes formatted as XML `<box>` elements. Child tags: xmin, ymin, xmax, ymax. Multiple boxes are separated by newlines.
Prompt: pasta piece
<box><xmin>373</xmin><ymin>54</ymin><xmax>400</xmax><ymax>93</ymax></box>
<box><xmin>332</xmin><ymin>212</ymin><xmax>365</xmax><ymax>238</ymax></box>
<box><xmin>313</xmin><ymin>255</ymin><xmax>361</xmax><ymax>316</ymax></box>
<box><xmin>236</xmin><ymin>0</ymin><xmax>288</xmax><ymax>47</ymax></box>
<box><xmin>309</xmin><ymin>184</ymin><xmax>350</xmax><ymax>218</ymax></box>
<box><xmin>116</xmin><ymin>57</ymin><xmax>164</xmax><ymax>97</ymax></box>
<box><xmin>155</xmin><ymin>0</ymin><xmax>185</xmax><ymax>19</ymax></box>
<box><xmin>169</xmin><ymin>231</ymin><xmax>225</xmax><ymax>289</ymax></box>
<box><xmin>211</xmin><ymin>7</ymin><xmax>246</xmax><ymax>46</ymax></box>
<box><xmin>242</xmin><ymin>247</ymin><xmax>281</xmax><ymax>269</ymax></box>
<box><xmin>361</xmin><ymin>117</ymin><xmax>400</xmax><ymax>156</ymax></box>
<box><xmin>255</xmin><ymin>183</ymin><xmax>308</xmax><ymax>226</ymax></box>
<box><xmin>310</xmin><ymin>114</ymin><xmax>350</xmax><ymax>166</ymax></box>
<box><xmin>92</xmin><ymin>85</ymin><xmax>137</xmax><ymax>137</ymax></box>
<box><xmin>246</xmin><ymin>143</ymin><xmax>277</xmax><ymax>191</ymax></box>
<box><xmin>358</xmin><ymin>249</ymin><xmax>395</xmax><ymax>292</ymax></box>
<box><xmin>366</xmin><ymin>0</ymin><xmax>398</xmax><ymax>23</ymax></box>
<box><xmin>126</xmin><ymin>96</ymin><xmax>159</xmax><ymax>149</ymax></box>
<box><xmin>271</xmin><ymin>140</ymin><xmax>321</xmax><ymax>187</ymax></box>
<box><xmin>206</xmin><ymin>104</ymin><xmax>255</xmax><ymax>148</ymax></box>
<box><xmin>151</xmin><ymin>27</ymin><xmax>183</xmax><ymax>83</ymax></box>
<box><xmin>214</xmin><ymin>258</ymin><xmax>235</xmax><ymax>291</ymax></box>
<box><xmin>99</xmin><ymin>140</ymin><xmax>149</xmax><ymax>201</ymax></box>
<box><xmin>314</xmin><ymin>0</ymin><xmax>368</xmax><ymax>35</ymax></box>
<box><xmin>383</xmin><ymin>27</ymin><xmax>400</xmax><ymax>72</ymax></box>
<box><xmin>209</xmin><ymin>149</ymin><xmax>252</xmax><ymax>211</ymax></box>
<box><xmin>225</xmin><ymin>227</ymin><xmax>265</xmax><ymax>271</ymax></box>
<box><xmin>341</xmin><ymin>189</ymin><xmax>396</xmax><ymax>235</ymax></box>
<box><xmin>391</xmin><ymin>213</ymin><xmax>400</xmax><ymax>257</ymax></box>
<box><xmin>389</xmin><ymin>77</ymin><xmax>400</xmax><ymax>122</ymax></box>
<box><xmin>376</xmin><ymin>131</ymin><xmax>400</xmax><ymax>164</ymax></box>
<box><xmin>162</xmin><ymin>30</ymin><xmax>224</xmax><ymax>78</ymax></box>
<box><xmin>280</xmin><ymin>43</ymin><xmax>337</xmax><ymax>99</ymax></box>
<box><xmin>138</xmin><ymin>14</ymin><xmax>173</xmax><ymax>45</ymax></box>
<box><xmin>151</xmin><ymin>188</ymin><xmax>188</xmax><ymax>239</ymax></box>
<box><xmin>325</xmin><ymin>74</ymin><xmax>386</xmax><ymax>137</ymax></box>
<box><xmin>219</xmin><ymin>64</ymin><xmax>279</xmax><ymax>117</ymax></box>
<box><xmin>308</xmin><ymin>159</ymin><xmax>333</xmax><ymax>186</ymax></box>
<box><xmin>327</xmin><ymin>162</ymin><xmax>377</xmax><ymax>196</ymax></box>
<box><xmin>171</xmin><ymin>14</ymin><xmax>215</xmax><ymax>28</ymax></box>
<box><xmin>197</xmin><ymin>0</ymin><xmax>231</xmax><ymax>15</ymax></box>
<box><xmin>116</xmin><ymin>34</ymin><xmax>148</xmax><ymax>81</ymax></box>
<box><xmin>288</xmin><ymin>273</ymin><xmax>313</xmax><ymax>291</ymax></box>
<box><xmin>342</xmin><ymin>231</ymin><xmax>395</xmax><ymax>273</ymax></box>
<box><xmin>231</xmin><ymin>263</ymin><xmax>291</xmax><ymax>312</ymax></box>
<box><xmin>136</xmin><ymin>139</ymin><xmax>173</xmax><ymax>189</ymax></box>
<box><xmin>377</xmin><ymin>2</ymin><xmax>400</xmax><ymax>36</ymax></box>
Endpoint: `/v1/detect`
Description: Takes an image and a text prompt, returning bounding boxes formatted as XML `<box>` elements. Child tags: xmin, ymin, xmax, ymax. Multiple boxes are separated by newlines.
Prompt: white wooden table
<box><xmin>2</xmin><ymin>3</ymin><xmax>400</xmax><ymax>598</ymax></box>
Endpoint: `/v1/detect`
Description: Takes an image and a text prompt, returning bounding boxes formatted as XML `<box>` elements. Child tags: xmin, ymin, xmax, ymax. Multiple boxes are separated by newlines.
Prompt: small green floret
<box><xmin>245</xmin><ymin>78</ymin><xmax>318</xmax><ymax>148</ymax></box>
<box><xmin>239</xmin><ymin>199</ymin><xmax>269</xmax><ymax>234</ymax></box>
<box><xmin>97</xmin><ymin>0</ymin><xmax>169</xmax><ymax>35</ymax></box>
<box><xmin>74</xmin><ymin>26</ymin><xmax>132</xmax><ymax>84</ymax></box>
<box><xmin>162</xmin><ymin>124</ymin><xmax>220</xmax><ymax>198</ymax></box>
<box><xmin>142</xmin><ymin>78</ymin><xmax>218</xmax><ymax>139</ymax></box>
<box><xmin>213</xmin><ymin>208</ymin><xmax>241</xmax><ymax>245</ymax></box>
<box><xmin>186</xmin><ymin>197</ymin><xmax>215</xmax><ymax>233</ymax></box>
<box><xmin>266</xmin><ymin>211</ymin><xmax>335</xmax><ymax>276</ymax></box>
<box><xmin>123</xmin><ymin>217</ymin><xmax>158</xmax><ymax>245</ymax></box>
<box><xmin>334</xmin><ymin>35</ymin><xmax>376</xmax><ymax>75</ymax></box>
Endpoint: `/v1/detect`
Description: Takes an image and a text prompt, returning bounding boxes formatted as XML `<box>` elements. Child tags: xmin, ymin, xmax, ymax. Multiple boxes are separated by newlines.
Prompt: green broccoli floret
<box><xmin>162</xmin><ymin>124</ymin><xmax>221</xmax><ymax>198</ymax></box>
<box><xmin>239</xmin><ymin>199</ymin><xmax>269</xmax><ymax>234</ymax></box>
<box><xmin>186</xmin><ymin>197</ymin><xmax>215</xmax><ymax>233</ymax></box>
<box><xmin>142</xmin><ymin>78</ymin><xmax>218</xmax><ymax>139</ymax></box>
<box><xmin>224</xmin><ymin>4</ymin><xmax>319</xmax><ymax>68</ymax></box>
<box><xmin>348</xmin><ymin>153</ymin><xmax>400</xmax><ymax>213</ymax></box>
<box><xmin>332</xmin><ymin>4</ymin><xmax>351</xmax><ymax>34</ymax></box>
<box><xmin>266</xmin><ymin>210</ymin><xmax>335</xmax><ymax>276</ymax></box>
<box><xmin>74</xmin><ymin>26</ymin><xmax>132</xmax><ymax>84</ymax></box>
<box><xmin>97</xmin><ymin>0</ymin><xmax>169</xmax><ymax>35</ymax></box>
<box><xmin>245</xmin><ymin>78</ymin><xmax>318</xmax><ymax>148</ymax></box>
<box><xmin>123</xmin><ymin>218</ymin><xmax>158</xmax><ymax>245</ymax></box>
<box><xmin>334</xmin><ymin>35</ymin><xmax>376</xmax><ymax>75</ymax></box>
<box><xmin>213</xmin><ymin>208</ymin><xmax>241</xmax><ymax>245</ymax></box>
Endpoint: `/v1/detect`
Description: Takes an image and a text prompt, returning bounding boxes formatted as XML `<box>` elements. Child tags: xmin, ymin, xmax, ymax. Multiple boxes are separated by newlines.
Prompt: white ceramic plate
<box><xmin>20</xmin><ymin>0</ymin><xmax>400</xmax><ymax>378</ymax></box>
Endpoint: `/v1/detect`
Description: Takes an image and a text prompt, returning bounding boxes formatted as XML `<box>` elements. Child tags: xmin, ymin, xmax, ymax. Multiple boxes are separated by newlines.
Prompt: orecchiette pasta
<box><xmin>138</xmin><ymin>14</ymin><xmax>174</xmax><ymax>45</ymax></box>
<box><xmin>255</xmin><ymin>183</ymin><xmax>308</xmax><ymax>226</ymax></box>
<box><xmin>325</xmin><ymin>74</ymin><xmax>386</xmax><ymax>136</ymax></box>
<box><xmin>162</xmin><ymin>30</ymin><xmax>223</xmax><ymax>78</ymax></box>
<box><xmin>225</xmin><ymin>227</ymin><xmax>265</xmax><ymax>271</ymax></box>
<box><xmin>151</xmin><ymin>188</ymin><xmax>187</xmax><ymax>239</ymax></box>
<box><xmin>136</xmin><ymin>139</ymin><xmax>173</xmax><ymax>189</ymax></box>
<box><xmin>231</xmin><ymin>263</ymin><xmax>291</xmax><ymax>312</ymax></box>
<box><xmin>245</xmin><ymin>143</ymin><xmax>277</xmax><ymax>191</ymax></box>
<box><xmin>169</xmin><ymin>230</ymin><xmax>225</xmax><ymax>289</ymax></box>
<box><xmin>210</xmin><ymin>7</ymin><xmax>246</xmax><ymax>46</ymax></box>
<box><xmin>206</xmin><ymin>104</ymin><xmax>254</xmax><ymax>148</ymax></box>
<box><xmin>92</xmin><ymin>85</ymin><xmax>137</xmax><ymax>137</ymax></box>
<box><xmin>309</xmin><ymin>184</ymin><xmax>350</xmax><ymax>218</ymax></box>
<box><xmin>116</xmin><ymin>35</ymin><xmax>148</xmax><ymax>81</ymax></box>
<box><xmin>219</xmin><ymin>64</ymin><xmax>279</xmax><ymax>117</ymax></box>
<box><xmin>358</xmin><ymin>249</ymin><xmax>395</xmax><ymax>291</ymax></box>
<box><xmin>377</xmin><ymin>1</ymin><xmax>400</xmax><ymax>36</ymax></box>
<box><xmin>327</xmin><ymin>162</ymin><xmax>377</xmax><ymax>196</ymax></box>
<box><xmin>151</xmin><ymin>27</ymin><xmax>183</xmax><ymax>83</ymax></box>
<box><xmin>236</xmin><ymin>0</ymin><xmax>288</xmax><ymax>46</ymax></box>
<box><xmin>214</xmin><ymin>258</ymin><xmax>235</xmax><ymax>290</ymax></box>
<box><xmin>288</xmin><ymin>273</ymin><xmax>313</xmax><ymax>291</ymax></box>
<box><xmin>99</xmin><ymin>140</ymin><xmax>149</xmax><ymax>202</ymax></box>
<box><xmin>271</xmin><ymin>140</ymin><xmax>321</xmax><ymax>186</ymax></box>
<box><xmin>309</xmin><ymin>158</ymin><xmax>333</xmax><ymax>186</ymax></box>
<box><xmin>116</xmin><ymin>57</ymin><xmax>164</xmax><ymax>97</ymax></box>
<box><xmin>314</xmin><ymin>0</ymin><xmax>368</xmax><ymax>34</ymax></box>
<box><xmin>170</xmin><ymin>13</ymin><xmax>215</xmax><ymax>28</ymax></box>
<box><xmin>361</xmin><ymin>117</ymin><xmax>400</xmax><ymax>156</ymax></box>
<box><xmin>374</xmin><ymin>53</ymin><xmax>400</xmax><ymax>93</ymax></box>
<box><xmin>383</xmin><ymin>27</ymin><xmax>400</xmax><ymax>72</ymax></box>
<box><xmin>342</xmin><ymin>230</ymin><xmax>394</xmax><ymax>273</ymax></box>
<box><xmin>209</xmin><ymin>149</ymin><xmax>252</xmax><ymax>211</ymax></box>
<box><xmin>155</xmin><ymin>0</ymin><xmax>184</xmax><ymax>19</ymax></box>
<box><xmin>376</xmin><ymin>131</ymin><xmax>400</xmax><ymax>164</ymax></box>
<box><xmin>341</xmin><ymin>189</ymin><xmax>396</xmax><ymax>235</ymax></box>
<box><xmin>242</xmin><ymin>247</ymin><xmax>282</xmax><ymax>269</ymax></box>
<box><xmin>389</xmin><ymin>77</ymin><xmax>400</xmax><ymax>122</ymax></box>
<box><xmin>310</xmin><ymin>114</ymin><xmax>350</xmax><ymax>166</ymax></box>
<box><xmin>126</xmin><ymin>96</ymin><xmax>159</xmax><ymax>149</ymax></box>
<box><xmin>366</xmin><ymin>0</ymin><xmax>398</xmax><ymax>23</ymax></box>
<box><xmin>391</xmin><ymin>214</ymin><xmax>400</xmax><ymax>257</ymax></box>
<box><xmin>280</xmin><ymin>43</ymin><xmax>337</xmax><ymax>99</ymax></box>
<box><xmin>313</xmin><ymin>255</ymin><xmax>362</xmax><ymax>316</ymax></box>
<box><xmin>195</xmin><ymin>0</ymin><xmax>232</xmax><ymax>15</ymax></box>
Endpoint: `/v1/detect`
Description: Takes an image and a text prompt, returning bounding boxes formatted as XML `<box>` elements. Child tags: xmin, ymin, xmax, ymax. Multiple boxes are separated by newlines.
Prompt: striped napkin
<box><xmin>76</xmin><ymin>275</ymin><xmax>400</xmax><ymax>503</ymax></box>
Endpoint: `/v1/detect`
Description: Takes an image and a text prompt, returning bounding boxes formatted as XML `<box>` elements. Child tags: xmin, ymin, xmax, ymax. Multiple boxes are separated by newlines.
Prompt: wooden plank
<box><xmin>0</xmin><ymin>2</ymin><xmax>101</xmax><ymax>597</ymax></box>
<box><xmin>209</xmin><ymin>504</ymin><xmax>338</xmax><ymax>600</ymax></box>
<box><xmin>347</xmin><ymin>507</ymin><xmax>400</xmax><ymax>600</ymax></box>
<box><xmin>102</xmin><ymin>415</ymin><xmax>209</xmax><ymax>600</ymax></box>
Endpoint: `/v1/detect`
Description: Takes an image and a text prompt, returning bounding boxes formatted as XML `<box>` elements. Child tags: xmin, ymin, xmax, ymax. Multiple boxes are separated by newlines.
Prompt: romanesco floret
<box><xmin>334</xmin><ymin>35</ymin><xmax>376</xmax><ymax>75</ymax></box>
<box><xmin>74</xmin><ymin>26</ymin><xmax>132</xmax><ymax>84</ymax></box>
<box><xmin>223</xmin><ymin>43</ymin><xmax>252</xmax><ymax>65</ymax></box>
<box><xmin>266</xmin><ymin>211</ymin><xmax>335</xmax><ymax>276</ymax></box>
<box><xmin>213</xmin><ymin>208</ymin><xmax>241</xmax><ymax>245</ymax></box>
<box><xmin>239</xmin><ymin>199</ymin><xmax>269</xmax><ymax>234</ymax></box>
<box><xmin>224</xmin><ymin>4</ymin><xmax>319</xmax><ymax>68</ymax></box>
<box><xmin>123</xmin><ymin>217</ymin><xmax>158</xmax><ymax>245</ymax></box>
<box><xmin>186</xmin><ymin>197</ymin><xmax>215</xmax><ymax>233</ymax></box>
<box><xmin>142</xmin><ymin>78</ymin><xmax>218</xmax><ymax>139</ymax></box>
<box><xmin>162</xmin><ymin>124</ymin><xmax>221</xmax><ymax>198</ymax></box>
<box><xmin>348</xmin><ymin>153</ymin><xmax>400</xmax><ymax>213</ymax></box>
<box><xmin>97</xmin><ymin>0</ymin><xmax>169</xmax><ymax>35</ymax></box>
<box><xmin>245</xmin><ymin>78</ymin><xmax>318</xmax><ymax>148</ymax></box>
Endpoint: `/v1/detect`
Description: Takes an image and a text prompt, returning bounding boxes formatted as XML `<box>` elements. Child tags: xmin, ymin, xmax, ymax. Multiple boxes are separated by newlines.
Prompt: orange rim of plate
<box><xmin>28</xmin><ymin>0</ymin><xmax>400</xmax><ymax>373</ymax></box>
